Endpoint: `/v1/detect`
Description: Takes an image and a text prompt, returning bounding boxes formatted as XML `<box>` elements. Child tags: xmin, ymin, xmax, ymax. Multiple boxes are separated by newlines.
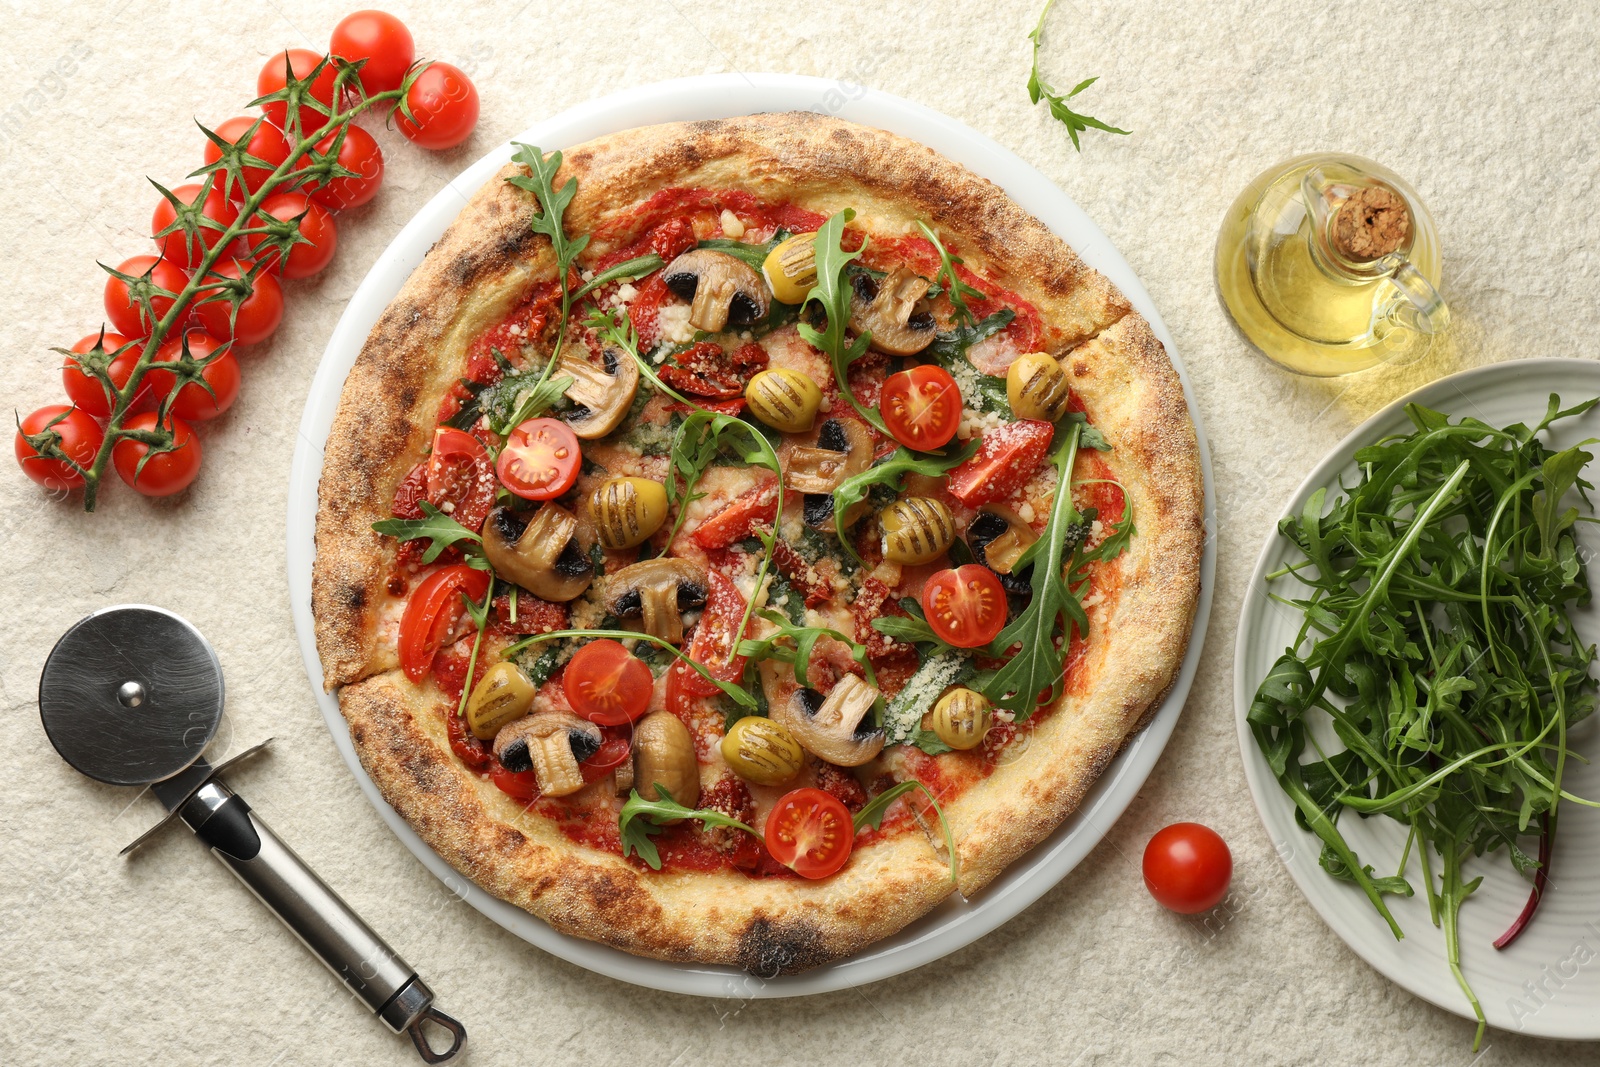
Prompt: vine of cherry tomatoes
<box><xmin>15</xmin><ymin>10</ymin><xmax>481</xmax><ymax>501</ymax></box>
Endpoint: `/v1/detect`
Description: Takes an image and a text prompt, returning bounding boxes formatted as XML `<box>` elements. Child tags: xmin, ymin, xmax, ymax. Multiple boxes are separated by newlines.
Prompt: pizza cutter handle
<box><xmin>177</xmin><ymin>780</ymin><xmax>467</xmax><ymax>1063</ymax></box>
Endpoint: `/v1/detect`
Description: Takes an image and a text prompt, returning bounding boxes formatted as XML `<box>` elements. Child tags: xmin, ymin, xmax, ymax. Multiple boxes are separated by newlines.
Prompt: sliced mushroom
<box><xmin>849</xmin><ymin>267</ymin><xmax>936</xmax><ymax>356</ymax></box>
<box><xmin>482</xmin><ymin>504</ymin><xmax>593</xmax><ymax>602</ymax></box>
<box><xmin>602</xmin><ymin>557</ymin><xmax>708</xmax><ymax>646</ymax></box>
<box><xmin>632</xmin><ymin>711</ymin><xmax>700</xmax><ymax>812</ymax></box>
<box><xmin>663</xmin><ymin>248</ymin><xmax>771</xmax><ymax>333</ymax></box>
<box><xmin>561</xmin><ymin>347</ymin><xmax>639</xmax><ymax>439</ymax></box>
<box><xmin>787</xmin><ymin>418</ymin><xmax>874</xmax><ymax>528</ymax></box>
<box><xmin>493</xmin><ymin>709</ymin><xmax>602</xmax><ymax>798</ymax></box>
<box><xmin>967</xmin><ymin>505</ymin><xmax>1037</xmax><ymax>597</ymax></box>
<box><xmin>771</xmin><ymin>674</ymin><xmax>885</xmax><ymax>767</ymax></box>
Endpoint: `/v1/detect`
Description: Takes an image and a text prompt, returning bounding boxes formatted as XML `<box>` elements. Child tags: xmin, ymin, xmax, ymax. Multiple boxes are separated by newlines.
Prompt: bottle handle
<box><xmin>1378</xmin><ymin>253</ymin><xmax>1450</xmax><ymax>335</ymax></box>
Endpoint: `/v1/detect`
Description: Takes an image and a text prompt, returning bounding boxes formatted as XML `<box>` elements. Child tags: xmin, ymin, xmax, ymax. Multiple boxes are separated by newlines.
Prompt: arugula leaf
<box><xmin>736</xmin><ymin>610</ymin><xmax>876</xmax><ymax>690</ymax></box>
<box><xmin>694</xmin><ymin>232</ymin><xmax>788</xmax><ymax>271</ymax></box>
<box><xmin>852</xmin><ymin>780</ymin><xmax>959</xmax><ymax>882</ymax></box>
<box><xmin>1026</xmin><ymin>0</ymin><xmax>1130</xmax><ymax>152</ymax></box>
<box><xmin>619</xmin><ymin>786</ymin><xmax>759</xmax><ymax>870</ymax></box>
<box><xmin>797</xmin><ymin>210</ymin><xmax>885</xmax><ymax>433</ymax></box>
<box><xmin>872</xmin><ymin>615</ymin><xmax>954</xmax><ymax>654</ymax></box>
<box><xmin>915</xmin><ymin>221</ymin><xmax>985</xmax><ymax>326</ymax></box>
<box><xmin>371</xmin><ymin>501</ymin><xmax>483</xmax><ymax>564</ymax></box>
<box><xmin>832</xmin><ymin>441</ymin><xmax>978</xmax><ymax>558</ymax></box>
<box><xmin>455</xmin><ymin>576</ymin><xmax>496</xmax><ymax>717</ymax></box>
<box><xmin>506</xmin><ymin>143</ymin><xmax>589</xmax><ymax>388</ymax></box>
<box><xmin>571</xmin><ymin>253</ymin><xmax>663</xmax><ymax>301</ymax></box>
<box><xmin>584</xmin><ymin>305</ymin><xmax>701</xmax><ymax>408</ymax></box>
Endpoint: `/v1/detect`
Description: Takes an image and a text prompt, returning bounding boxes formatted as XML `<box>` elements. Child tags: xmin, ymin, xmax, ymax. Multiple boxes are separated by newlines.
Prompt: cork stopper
<box><xmin>1330</xmin><ymin>186</ymin><xmax>1411</xmax><ymax>260</ymax></box>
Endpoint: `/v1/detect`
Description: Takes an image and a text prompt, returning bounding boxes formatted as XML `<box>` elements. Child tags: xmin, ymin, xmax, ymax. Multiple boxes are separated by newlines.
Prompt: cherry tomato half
<box><xmin>564</xmin><ymin>639</ymin><xmax>654</xmax><ymax>726</ymax></box>
<box><xmin>579</xmin><ymin>736</ymin><xmax>633</xmax><ymax>784</ymax></box>
<box><xmin>104</xmin><ymin>255</ymin><xmax>189</xmax><ymax>340</ymax></box>
<box><xmin>398</xmin><ymin>564</ymin><xmax>491</xmax><ymax>682</ymax></box>
<box><xmin>330</xmin><ymin>10</ymin><xmax>416</xmax><ymax>94</ymax></box>
<box><xmin>496</xmin><ymin>417</ymin><xmax>581</xmax><ymax>501</ymax></box>
<box><xmin>1142</xmin><ymin>822</ymin><xmax>1233</xmax><ymax>915</ymax></box>
<box><xmin>151</xmin><ymin>183</ymin><xmax>239</xmax><ymax>270</ymax></box>
<box><xmin>946</xmin><ymin>419</ymin><xmax>1054</xmax><ymax>509</ymax></box>
<box><xmin>63</xmin><ymin>332</ymin><xmax>142</xmax><ymax>418</ymax></box>
<box><xmin>395</xmin><ymin>62</ymin><xmax>479</xmax><ymax>150</ymax></box>
<box><xmin>202</xmin><ymin>116</ymin><xmax>291</xmax><ymax>200</ymax></box>
<box><xmin>880</xmin><ymin>364</ymin><xmax>961</xmax><ymax>451</ymax></box>
<box><xmin>300</xmin><ymin>124</ymin><xmax>384</xmax><ymax>209</ymax></box>
<box><xmin>257</xmin><ymin>48</ymin><xmax>337</xmax><ymax>138</ymax></box>
<box><xmin>246</xmin><ymin>192</ymin><xmax>338</xmax><ymax>279</ymax></box>
<box><xmin>922</xmin><ymin>564</ymin><xmax>1008</xmax><ymax>649</ymax></box>
<box><xmin>193</xmin><ymin>259</ymin><xmax>284</xmax><ymax>347</ymax></box>
<box><xmin>15</xmin><ymin>405</ymin><xmax>104</xmax><ymax>492</ymax></box>
<box><xmin>427</xmin><ymin>427</ymin><xmax>495</xmax><ymax>532</ymax></box>
<box><xmin>489</xmin><ymin>765</ymin><xmax>540</xmax><ymax>801</ymax></box>
<box><xmin>765</xmin><ymin>787</ymin><xmax>855</xmax><ymax>880</ymax></box>
<box><xmin>147</xmin><ymin>328</ymin><xmax>240</xmax><ymax>422</ymax></box>
<box><xmin>679</xmin><ymin>571</ymin><xmax>749</xmax><ymax>697</ymax></box>
<box><xmin>112</xmin><ymin>412</ymin><xmax>202</xmax><ymax>497</ymax></box>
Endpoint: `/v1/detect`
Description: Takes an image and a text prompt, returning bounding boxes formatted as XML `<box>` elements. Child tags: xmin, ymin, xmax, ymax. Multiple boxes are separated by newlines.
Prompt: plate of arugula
<box><xmin>1236</xmin><ymin>357</ymin><xmax>1600</xmax><ymax>1043</ymax></box>
<box><xmin>286</xmin><ymin>74</ymin><xmax>1215</xmax><ymax>996</ymax></box>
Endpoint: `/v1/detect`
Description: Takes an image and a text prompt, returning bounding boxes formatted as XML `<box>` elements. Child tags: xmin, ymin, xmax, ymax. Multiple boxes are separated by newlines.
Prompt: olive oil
<box><xmin>1216</xmin><ymin>153</ymin><xmax>1447</xmax><ymax>377</ymax></box>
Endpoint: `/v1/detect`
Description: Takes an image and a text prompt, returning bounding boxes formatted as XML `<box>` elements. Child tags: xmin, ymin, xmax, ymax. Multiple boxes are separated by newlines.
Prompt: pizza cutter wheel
<box><xmin>38</xmin><ymin>605</ymin><xmax>466</xmax><ymax>1063</ymax></box>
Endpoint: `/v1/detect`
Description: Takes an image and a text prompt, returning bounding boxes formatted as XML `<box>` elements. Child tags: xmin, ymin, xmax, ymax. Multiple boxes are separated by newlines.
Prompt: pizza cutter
<box><xmin>38</xmin><ymin>605</ymin><xmax>467</xmax><ymax>1063</ymax></box>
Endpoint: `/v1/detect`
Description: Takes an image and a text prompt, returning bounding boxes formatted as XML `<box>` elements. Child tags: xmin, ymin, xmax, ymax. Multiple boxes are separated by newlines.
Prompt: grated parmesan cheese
<box><xmin>658</xmin><ymin>303</ymin><xmax>695</xmax><ymax>344</ymax></box>
<box><xmin>884</xmin><ymin>652</ymin><xmax>970</xmax><ymax>744</ymax></box>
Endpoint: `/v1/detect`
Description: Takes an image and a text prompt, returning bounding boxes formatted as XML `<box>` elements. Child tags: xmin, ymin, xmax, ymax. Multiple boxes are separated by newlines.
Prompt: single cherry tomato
<box><xmin>330</xmin><ymin>10</ymin><xmax>416</xmax><ymax>94</ymax></box>
<box><xmin>489</xmin><ymin>764</ymin><xmax>540</xmax><ymax>801</ymax></box>
<box><xmin>426</xmin><ymin>427</ymin><xmax>495</xmax><ymax>532</ymax></box>
<box><xmin>564</xmin><ymin>639</ymin><xmax>654</xmax><ymax>726</ymax></box>
<box><xmin>300</xmin><ymin>124</ymin><xmax>384</xmax><ymax>209</ymax></box>
<box><xmin>151</xmin><ymin>183</ymin><xmax>239</xmax><ymax>270</ymax></box>
<box><xmin>15</xmin><ymin>405</ymin><xmax>104</xmax><ymax>492</ymax></box>
<box><xmin>946</xmin><ymin>419</ymin><xmax>1054</xmax><ymax>508</ymax></box>
<box><xmin>1143</xmin><ymin>822</ymin><xmax>1233</xmax><ymax>914</ymax></box>
<box><xmin>496</xmin><ymin>417</ymin><xmax>581</xmax><ymax>501</ymax></box>
<box><xmin>63</xmin><ymin>333</ymin><xmax>143</xmax><ymax>418</ymax></box>
<box><xmin>579</xmin><ymin>736</ymin><xmax>633</xmax><ymax>784</ymax></box>
<box><xmin>398</xmin><ymin>564</ymin><xmax>491</xmax><ymax>682</ymax></box>
<box><xmin>765</xmin><ymin>787</ymin><xmax>855</xmax><ymax>879</ymax></box>
<box><xmin>679</xmin><ymin>571</ymin><xmax>750</xmax><ymax>697</ymax></box>
<box><xmin>147</xmin><ymin>328</ymin><xmax>240</xmax><ymax>422</ymax></box>
<box><xmin>922</xmin><ymin>564</ymin><xmax>1008</xmax><ymax>649</ymax></box>
<box><xmin>202</xmin><ymin>116</ymin><xmax>291</xmax><ymax>200</ymax></box>
<box><xmin>256</xmin><ymin>48</ymin><xmax>337</xmax><ymax>138</ymax></box>
<box><xmin>444</xmin><ymin>707</ymin><xmax>492</xmax><ymax>772</ymax></box>
<box><xmin>395</xmin><ymin>62</ymin><xmax>479</xmax><ymax>150</ymax></box>
<box><xmin>246</xmin><ymin>192</ymin><xmax>338</xmax><ymax>279</ymax></box>
<box><xmin>111</xmin><ymin>412</ymin><xmax>202</xmax><ymax>497</ymax></box>
<box><xmin>880</xmin><ymin>364</ymin><xmax>961</xmax><ymax>451</ymax></box>
<box><xmin>193</xmin><ymin>259</ymin><xmax>284</xmax><ymax>346</ymax></box>
<box><xmin>104</xmin><ymin>255</ymin><xmax>189</xmax><ymax>339</ymax></box>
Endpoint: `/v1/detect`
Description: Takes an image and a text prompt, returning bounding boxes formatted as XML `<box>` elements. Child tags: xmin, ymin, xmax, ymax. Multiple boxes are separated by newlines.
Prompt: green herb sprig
<box><xmin>854</xmin><ymin>780</ymin><xmax>960</xmax><ymax>883</ymax></box>
<box><xmin>832</xmin><ymin>441</ymin><xmax>978</xmax><ymax>559</ymax></box>
<box><xmin>620</xmin><ymin>786</ymin><xmax>758</xmax><ymax>870</ymax></box>
<box><xmin>797</xmin><ymin>209</ymin><xmax>886</xmax><ymax>434</ymax></box>
<box><xmin>735</xmin><ymin>609</ymin><xmax>878</xmax><ymax>691</ymax></box>
<box><xmin>915</xmin><ymin>221</ymin><xmax>985</xmax><ymax>327</ymax></box>
<box><xmin>506</xmin><ymin>144</ymin><xmax>588</xmax><ymax>390</ymax></box>
<box><xmin>1026</xmin><ymin>0</ymin><xmax>1130</xmax><ymax>151</ymax></box>
<box><xmin>372</xmin><ymin>501</ymin><xmax>486</xmax><ymax>566</ymax></box>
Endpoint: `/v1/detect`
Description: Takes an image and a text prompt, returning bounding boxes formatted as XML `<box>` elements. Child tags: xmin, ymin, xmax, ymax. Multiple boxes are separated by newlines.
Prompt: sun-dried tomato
<box><xmin>648</xmin><ymin>216</ymin><xmax>698</xmax><ymax>262</ymax></box>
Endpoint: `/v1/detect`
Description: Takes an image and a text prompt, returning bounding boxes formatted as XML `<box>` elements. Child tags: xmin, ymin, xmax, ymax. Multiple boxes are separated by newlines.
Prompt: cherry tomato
<box><xmin>946</xmin><ymin>419</ymin><xmax>1054</xmax><ymax>508</ymax></box>
<box><xmin>300</xmin><ymin>124</ymin><xmax>384</xmax><ymax>209</ymax></box>
<box><xmin>564</xmin><ymin>639</ymin><xmax>654</xmax><ymax>726</ymax></box>
<box><xmin>395</xmin><ymin>62</ymin><xmax>479</xmax><ymax>150</ymax></box>
<box><xmin>15</xmin><ymin>406</ymin><xmax>104</xmax><ymax>492</ymax></box>
<box><xmin>444</xmin><ymin>707</ymin><xmax>492</xmax><ymax>772</ymax></box>
<box><xmin>147</xmin><ymin>328</ymin><xmax>240</xmax><ymax>422</ymax></box>
<box><xmin>496</xmin><ymin>418</ymin><xmax>581</xmax><ymax>501</ymax></box>
<box><xmin>579</xmin><ymin>736</ymin><xmax>633</xmax><ymax>784</ymax></box>
<box><xmin>1142</xmin><ymin>822</ymin><xmax>1233</xmax><ymax>914</ymax></box>
<box><xmin>63</xmin><ymin>333</ymin><xmax>143</xmax><ymax>418</ymax></box>
<box><xmin>489</xmin><ymin>764</ymin><xmax>540</xmax><ymax>801</ymax></box>
<box><xmin>765</xmin><ymin>787</ymin><xmax>855</xmax><ymax>879</ymax></box>
<box><xmin>330</xmin><ymin>10</ymin><xmax>416</xmax><ymax>94</ymax></box>
<box><xmin>112</xmin><ymin>412</ymin><xmax>202</xmax><ymax>497</ymax></box>
<box><xmin>202</xmin><ymin>116</ymin><xmax>291</xmax><ymax>199</ymax></box>
<box><xmin>880</xmin><ymin>365</ymin><xmax>961</xmax><ymax>451</ymax></box>
<box><xmin>151</xmin><ymin>183</ymin><xmax>239</xmax><ymax>270</ymax></box>
<box><xmin>398</xmin><ymin>564</ymin><xmax>491</xmax><ymax>682</ymax></box>
<box><xmin>679</xmin><ymin>571</ymin><xmax>750</xmax><ymax>697</ymax></box>
<box><xmin>256</xmin><ymin>48</ymin><xmax>337</xmax><ymax>138</ymax></box>
<box><xmin>103</xmin><ymin>255</ymin><xmax>189</xmax><ymax>340</ymax></box>
<box><xmin>426</xmin><ymin>427</ymin><xmax>495</xmax><ymax>532</ymax></box>
<box><xmin>246</xmin><ymin>192</ymin><xmax>338</xmax><ymax>279</ymax></box>
<box><xmin>193</xmin><ymin>259</ymin><xmax>284</xmax><ymax>346</ymax></box>
<box><xmin>922</xmin><ymin>564</ymin><xmax>1008</xmax><ymax>649</ymax></box>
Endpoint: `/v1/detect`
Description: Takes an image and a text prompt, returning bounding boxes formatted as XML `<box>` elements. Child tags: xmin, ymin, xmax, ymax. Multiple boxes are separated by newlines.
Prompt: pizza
<box><xmin>312</xmin><ymin>112</ymin><xmax>1204</xmax><ymax>975</ymax></box>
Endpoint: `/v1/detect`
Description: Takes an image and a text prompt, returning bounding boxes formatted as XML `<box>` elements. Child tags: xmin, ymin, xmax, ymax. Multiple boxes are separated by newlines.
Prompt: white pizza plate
<box><xmin>286</xmin><ymin>73</ymin><xmax>1216</xmax><ymax>998</ymax></box>
<box><xmin>1234</xmin><ymin>357</ymin><xmax>1600</xmax><ymax>1040</ymax></box>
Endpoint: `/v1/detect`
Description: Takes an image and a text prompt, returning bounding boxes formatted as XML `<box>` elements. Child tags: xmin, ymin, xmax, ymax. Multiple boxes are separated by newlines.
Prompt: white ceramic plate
<box><xmin>286</xmin><ymin>73</ymin><xmax>1216</xmax><ymax>997</ymax></box>
<box><xmin>1234</xmin><ymin>357</ymin><xmax>1600</xmax><ymax>1040</ymax></box>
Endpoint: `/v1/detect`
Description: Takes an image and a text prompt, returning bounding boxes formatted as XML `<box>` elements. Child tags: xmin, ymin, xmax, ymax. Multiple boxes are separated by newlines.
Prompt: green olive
<box><xmin>1006</xmin><ymin>351</ymin><xmax>1071</xmax><ymax>422</ymax></box>
<box><xmin>591</xmin><ymin>476</ymin><xmax>669</xmax><ymax>550</ymax></box>
<box><xmin>761</xmin><ymin>232</ymin><xmax>818</xmax><ymax>305</ymax></box>
<box><xmin>880</xmin><ymin>496</ymin><xmax>956</xmax><ymax>564</ymax></box>
<box><xmin>746</xmin><ymin>368</ymin><xmax>823</xmax><ymax>434</ymax></box>
<box><xmin>465</xmin><ymin>661</ymin><xmax>536</xmax><ymax>740</ymax></box>
<box><xmin>931</xmin><ymin>687</ymin><xmax>993</xmax><ymax>751</ymax></box>
<box><xmin>721</xmin><ymin>716</ymin><xmax>805</xmax><ymax>786</ymax></box>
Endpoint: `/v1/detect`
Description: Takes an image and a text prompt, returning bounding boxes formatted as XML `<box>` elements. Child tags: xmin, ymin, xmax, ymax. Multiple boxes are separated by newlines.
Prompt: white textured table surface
<box><xmin>3</xmin><ymin>2</ymin><xmax>1596</xmax><ymax>1064</ymax></box>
